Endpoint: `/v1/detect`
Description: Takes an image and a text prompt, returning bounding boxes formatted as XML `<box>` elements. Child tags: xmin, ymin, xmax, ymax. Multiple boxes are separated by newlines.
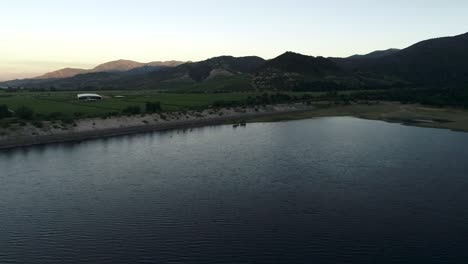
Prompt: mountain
<box><xmin>33</xmin><ymin>60</ymin><xmax>146</xmax><ymax>80</ymax></box>
<box><xmin>146</xmin><ymin>61</ymin><xmax>187</xmax><ymax>67</ymax></box>
<box><xmin>43</xmin><ymin>72</ymin><xmax>122</xmax><ymax>90</ymax></box>
<box><xmin>144</xmin><ymin>56</ymin><xmax>265</xmax><ymax>83</ymax></box>
<box><xmin>253</xmin><ymin>52</ymin><xmax>348</xmax><ymax>90</ymax></box>
<box><xmin>334</xmin><ymin>32</ymin><xmax>468</xmax><ymax>86</ymax></box>
<box><xmin>32</xmin><ymin>60</ymin><xmax>186</xmax><ymax>81</ymax></box>
<box><xmin>382</xmin><ymin>32</ymin><xmax>468</xmax><ymax>85</ymax></box>
<box><xmin>179</xmin><ymin>55</ymin><xmax>265</xmax><ymax>81</ymax></box>
<box><xmin>36</xmin><ymin>68</ymin><xmax>88</xmax><ymax>79</ymax></box>
<box><xmin>124</xmin><ymin>65</ymin><xmax>170</xmax><ymax>75</ymax></box>
<box><xmin>259</xmin><ymin>52</ymin><xmax>342</xmax><ymax>74</ymax></box>
<box><xmin>89</xmin><ymin>60</ymin><xmax>184</xmax><ymax>74</ymax></box>
<box><xmin>330</xmin><ymin>49</ymin><xmax>401</xmax><ymax>73</ymax></box>
<box><xmin>108</xmin><ymin>56</ymin><xmax>265</xmax><ymax>91</ymax></box>
<box><xmin>346</xmin><ymin>49</ymin><xmax>401</xmax><ymax>60</ymax></box>
<box><xmin>91</xmin><ymin>59</ymin><xmax>145</xmax><ymax>73</ymax></box>
<box><xmin>3</xmin><ymin>32</ymin><xmax>468</xmax><ymax>91</ymax></box>
<box><xmin>5</xmin><ymin>56</ymin><xmax>264</xmax><ymax>90</ymax></box>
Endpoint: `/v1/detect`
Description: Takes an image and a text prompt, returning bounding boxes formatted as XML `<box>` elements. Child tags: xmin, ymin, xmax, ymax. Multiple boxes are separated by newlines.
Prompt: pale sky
<box><xmin>1</xmin><ymin>0</ymin><xmax>467</xmax><ymax>81</ymax></box>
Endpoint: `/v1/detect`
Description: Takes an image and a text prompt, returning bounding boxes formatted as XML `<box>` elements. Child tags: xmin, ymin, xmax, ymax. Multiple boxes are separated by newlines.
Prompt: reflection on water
<box><xmin>1</xmin><ymin>117</ymin><xmax>468</xmax><ymax>264</ymax></box>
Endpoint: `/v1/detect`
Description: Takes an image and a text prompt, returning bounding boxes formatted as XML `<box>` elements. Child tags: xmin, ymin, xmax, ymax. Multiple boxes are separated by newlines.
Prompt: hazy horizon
<box><xmin>1</xmin><ymin>0</ymin><xmax>468</xmax><ymax>81</ymax></box>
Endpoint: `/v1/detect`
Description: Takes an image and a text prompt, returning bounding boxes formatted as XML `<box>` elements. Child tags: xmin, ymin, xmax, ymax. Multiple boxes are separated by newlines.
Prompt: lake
<box><xmin>1</xmin><ymin>117</ymin><xmax>468</xmax><ymax>263</ymax></box>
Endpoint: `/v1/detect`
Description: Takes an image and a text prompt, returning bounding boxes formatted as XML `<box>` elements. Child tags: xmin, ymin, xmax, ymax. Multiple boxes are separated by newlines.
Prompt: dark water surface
<box><xmin>1</xmin><ymin>117</ymin><xmax>468</xmax><ymax>264</ymax></box>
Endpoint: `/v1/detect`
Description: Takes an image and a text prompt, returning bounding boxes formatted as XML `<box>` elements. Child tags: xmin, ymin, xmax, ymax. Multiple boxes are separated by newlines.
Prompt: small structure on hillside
<box><xmin>77</xmin><ymin>93</ymin><xmax>103</xmax><ymax>101</ymax></box>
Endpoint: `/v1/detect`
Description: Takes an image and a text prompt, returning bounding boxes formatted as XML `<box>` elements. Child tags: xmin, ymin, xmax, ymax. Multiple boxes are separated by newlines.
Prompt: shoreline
<box><xmin>0</xmin><ymin>104</ymin><xmax>314</xmax><ymax>150</ymax></box>
<box><xmin>2</xmin><ymin>102</ymin><xmax>468</xmax><ymax>150</ymax></box>
<box><xmin>248</xmin><ymin>102</ymin><xmax>468</xmax><ymax>133</ymax></box>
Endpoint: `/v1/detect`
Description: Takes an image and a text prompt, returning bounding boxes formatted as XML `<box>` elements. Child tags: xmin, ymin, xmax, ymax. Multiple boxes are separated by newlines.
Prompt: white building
<box><xmin>77</xmin><ymin>93</ymin><xmax>103</xmax><ymax>101</ymax></box>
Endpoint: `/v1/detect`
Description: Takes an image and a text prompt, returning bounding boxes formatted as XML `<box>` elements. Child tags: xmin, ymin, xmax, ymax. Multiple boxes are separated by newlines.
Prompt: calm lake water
<box><xmin>1</xmin><ymin>117</ymin><xmax>468</xmax><ymax>264</ymax></box>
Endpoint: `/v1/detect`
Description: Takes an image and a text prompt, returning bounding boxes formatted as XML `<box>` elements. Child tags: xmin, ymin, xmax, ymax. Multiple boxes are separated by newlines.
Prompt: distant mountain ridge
<box><xmin>2</xmin><ymin>32</ymin><xmax>468</xmax><ymax>91</ymax></box>
<box><xmin>34</xmin><ymin>60</ymin><xmax>185</xmax><ymax>80</ymax></box>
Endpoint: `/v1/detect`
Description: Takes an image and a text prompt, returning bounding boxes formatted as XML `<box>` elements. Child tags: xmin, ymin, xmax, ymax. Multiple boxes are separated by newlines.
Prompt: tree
<box><xmin>145</xmin><ymin>102</ymin><xmax>162</xmax><ymax>113</ymax></box>
<box><xmin>0</xmin><ymin>104</ymin><xmax>12</xmax><ymax>119</ymax></box>
<box><xmin>16</xmin><ymin>106</ymin><xmax>35</xmax><ymax>120</ymax></box>
<box><xmin>122</xmin><ymin>106</ymin><xmax>141</xmax><ymax>115</ymax></box>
